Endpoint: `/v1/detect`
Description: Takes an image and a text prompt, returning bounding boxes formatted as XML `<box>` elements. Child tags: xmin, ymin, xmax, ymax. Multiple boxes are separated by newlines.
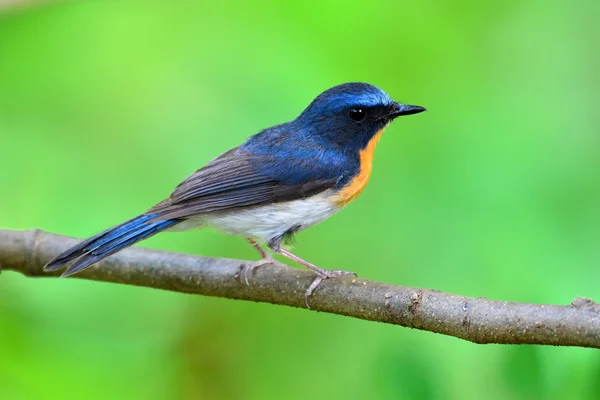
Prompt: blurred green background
<box><xmin>1</xmin><ymin>0</ymin><xmax>599</xmax><ymax>399</ymax></box>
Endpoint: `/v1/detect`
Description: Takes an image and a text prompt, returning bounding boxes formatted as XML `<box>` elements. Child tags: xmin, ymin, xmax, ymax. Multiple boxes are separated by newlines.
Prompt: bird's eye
<box><xmin>348</xmin><ymin>108</ymin><xmax>366</xmax><ymax>122</ymax></box>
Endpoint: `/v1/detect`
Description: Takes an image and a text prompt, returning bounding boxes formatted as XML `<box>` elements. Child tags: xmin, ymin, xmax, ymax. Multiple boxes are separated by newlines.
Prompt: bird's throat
<box><xmin>334</xmin><ymin>128</ymin><xmax>385</xmax><ymax>206</ymax></box>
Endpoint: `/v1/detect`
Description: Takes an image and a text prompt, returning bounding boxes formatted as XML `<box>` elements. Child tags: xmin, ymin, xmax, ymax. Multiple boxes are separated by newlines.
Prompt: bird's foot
<box><xmin>304</xmin><ymin>269</ymin><xmax>357</xmax><ymax>309</ymax></box>
<box><xmin>239</xmin><ymin>255</ymin><xmax>277</xmax><ymax>285</ymax></box>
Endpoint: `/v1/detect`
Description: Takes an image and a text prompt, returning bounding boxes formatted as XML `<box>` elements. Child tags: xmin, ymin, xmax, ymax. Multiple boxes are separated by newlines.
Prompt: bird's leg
<box><xmin>240</xmin><ymin>238</ymin><xmax>277</xmax><ymax>285</ymax></box>
<box><xmin>274</xmin><ymin>248</ymin><xmax>356</xmax><ymax>308</ymax></box>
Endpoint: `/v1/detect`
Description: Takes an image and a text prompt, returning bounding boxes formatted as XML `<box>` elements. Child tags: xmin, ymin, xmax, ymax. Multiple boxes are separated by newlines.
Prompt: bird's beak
<box><xmin>387</xmin><ymin>103</ymin><xmax>427</xmax><ymax>119</ymax></box>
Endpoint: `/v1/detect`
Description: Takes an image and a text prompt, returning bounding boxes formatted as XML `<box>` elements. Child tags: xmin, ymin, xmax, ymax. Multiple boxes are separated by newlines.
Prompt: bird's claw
<box><xmin>304</xmin><ymin>269</ymin><xmax>356</xmax><ymax>309</ymax></box>
<box><xmin>239</xmin><ymin>257</ymin><xmax>276</xmax><ymax>285</ymax></box>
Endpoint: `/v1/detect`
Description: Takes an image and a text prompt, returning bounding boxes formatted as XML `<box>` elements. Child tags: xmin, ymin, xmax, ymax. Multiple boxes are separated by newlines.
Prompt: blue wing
<box><xmin>149</xmin><ymin>141</ymin><xmax>346</xmax><ymax>220</ymax></box>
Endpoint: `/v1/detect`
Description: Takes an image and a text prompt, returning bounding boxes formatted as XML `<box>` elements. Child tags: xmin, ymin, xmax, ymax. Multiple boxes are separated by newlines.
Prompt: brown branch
<box><xmin>1</xmin><ymin>229</ymin><xmax>598</xmax><ymax>348</ymax></box>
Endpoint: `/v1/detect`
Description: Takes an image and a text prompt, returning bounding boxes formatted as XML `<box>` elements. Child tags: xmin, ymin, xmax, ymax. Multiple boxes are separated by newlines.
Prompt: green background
<box><xmin>1</xmin><ymin>1</ymin><xmax>599</xmax><ymax>399</ymax></box>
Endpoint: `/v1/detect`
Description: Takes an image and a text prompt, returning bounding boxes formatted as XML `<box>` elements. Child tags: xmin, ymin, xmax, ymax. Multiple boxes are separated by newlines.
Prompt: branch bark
<box><xmin>1</xmin><ymin>229</ymin><xmax>598</xmax><ymax>348</ymax></box>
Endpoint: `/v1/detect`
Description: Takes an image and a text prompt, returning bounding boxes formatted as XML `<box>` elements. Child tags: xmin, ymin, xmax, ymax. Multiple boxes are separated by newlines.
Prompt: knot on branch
<box><xmin>571</xmin><ymin>297</ymin><xmax>600</xmax><ymax>314</ymax></box>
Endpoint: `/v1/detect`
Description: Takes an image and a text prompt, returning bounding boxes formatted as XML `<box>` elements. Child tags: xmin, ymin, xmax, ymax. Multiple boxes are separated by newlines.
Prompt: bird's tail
<box><xmin>44</xmin><ymin>214</ymin><xmax>180</xmax><ymax>277</ymax></box>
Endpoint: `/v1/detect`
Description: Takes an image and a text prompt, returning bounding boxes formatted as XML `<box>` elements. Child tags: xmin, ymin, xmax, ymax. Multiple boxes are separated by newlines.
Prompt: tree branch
<box><xmin>1</xmin><ymin>229</ymin><xmax>598</xmax><ymax>348</ymax></box>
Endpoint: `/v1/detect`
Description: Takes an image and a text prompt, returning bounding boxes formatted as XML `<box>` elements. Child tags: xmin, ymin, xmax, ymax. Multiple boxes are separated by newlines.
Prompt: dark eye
<box><xmin>348</xmin><ymin>108</ymin><xmax>366</xmax><ymax>122</ymax></box>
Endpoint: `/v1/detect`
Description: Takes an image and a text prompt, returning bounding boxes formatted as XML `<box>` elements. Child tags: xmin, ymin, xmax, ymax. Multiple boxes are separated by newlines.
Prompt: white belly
<box><xmin>171</xmin><ymin>190</ymin><xmax>341</xmax><ymax>243</ymax></box>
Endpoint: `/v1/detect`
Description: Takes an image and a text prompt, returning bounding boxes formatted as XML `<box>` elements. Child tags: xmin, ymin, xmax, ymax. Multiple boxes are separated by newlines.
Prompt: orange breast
<box><xmin>334</xmin><ymin>128</ymin><xmax>385</xmax><ymax>206</ymax></box>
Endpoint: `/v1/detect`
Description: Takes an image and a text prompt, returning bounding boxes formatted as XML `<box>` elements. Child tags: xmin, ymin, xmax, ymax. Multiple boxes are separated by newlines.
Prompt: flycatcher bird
<box><xmin>45</xmin><ymin>82</ymin><xmax>425</xmax><ymax>307</ymax></box>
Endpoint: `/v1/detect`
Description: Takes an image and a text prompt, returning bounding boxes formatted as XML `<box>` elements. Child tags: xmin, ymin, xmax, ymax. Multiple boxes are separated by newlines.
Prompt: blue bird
<box><xmin>45</xmin><ymin>82</ymin><xmax>425</xmax><ymax>307</ymax></box>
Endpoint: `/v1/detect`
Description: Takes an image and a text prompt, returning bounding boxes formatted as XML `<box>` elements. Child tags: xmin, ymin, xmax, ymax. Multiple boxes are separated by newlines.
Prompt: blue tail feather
<box><xmin>44</xmin><ymin>213</ymin><xmax>180</xmax><ymax>276</ymax></box>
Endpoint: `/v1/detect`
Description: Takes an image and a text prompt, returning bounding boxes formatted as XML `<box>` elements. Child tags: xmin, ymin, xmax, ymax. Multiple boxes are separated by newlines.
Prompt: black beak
<box><xmin>387</xmin><ymin>103</ymin><xmax>426</xmax><ymax>119</ymax></box>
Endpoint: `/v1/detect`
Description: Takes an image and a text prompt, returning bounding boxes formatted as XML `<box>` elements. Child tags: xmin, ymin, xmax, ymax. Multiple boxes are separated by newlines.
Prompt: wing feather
<box><xmin>148</xmin><ymin>147</ymin><xmax>339</xmax><ymax>220</ymax></box>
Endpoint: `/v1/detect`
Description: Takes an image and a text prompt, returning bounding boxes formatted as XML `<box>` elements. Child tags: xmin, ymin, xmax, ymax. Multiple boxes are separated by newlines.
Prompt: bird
<box><xmin>45</xmin><ymin>82</ymin><xmax>426</xmax><ymax>307</ymax></box>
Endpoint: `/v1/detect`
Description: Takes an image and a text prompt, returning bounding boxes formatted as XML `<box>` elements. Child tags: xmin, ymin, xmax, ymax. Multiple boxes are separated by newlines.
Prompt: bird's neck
<box><xmin>333</xmin><ymin>126</ymin><xmax>386</xmax><ymax>206</ymax></box>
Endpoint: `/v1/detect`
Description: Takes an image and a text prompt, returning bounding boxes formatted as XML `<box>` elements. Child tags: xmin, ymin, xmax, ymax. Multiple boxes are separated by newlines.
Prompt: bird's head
<box><xmin>295</xmin><ymin>82</ymin><xmax>425</xmax><ymax>150</ymax></box>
